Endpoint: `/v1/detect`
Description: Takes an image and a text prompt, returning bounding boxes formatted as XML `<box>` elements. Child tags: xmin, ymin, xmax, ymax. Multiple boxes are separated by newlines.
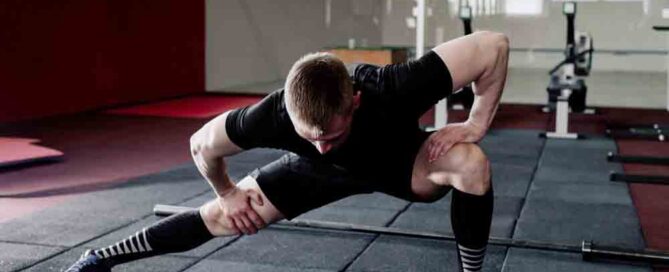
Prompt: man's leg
<box><xmin>65</xmin><ymin>176</ymin><xmax>283</xmax><ymax>272</ymax></box>
<box><xmin>411</xmin><ymin>142</ymin><xmax>493</xmax><ymax>272</ymax></box>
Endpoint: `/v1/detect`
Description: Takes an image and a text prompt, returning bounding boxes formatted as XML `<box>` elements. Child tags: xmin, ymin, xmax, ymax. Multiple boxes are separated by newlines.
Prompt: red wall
<box><xmin>0</xmin><ymin>0</ymin><xmax>204</xmax><ymax>123</ymax></box>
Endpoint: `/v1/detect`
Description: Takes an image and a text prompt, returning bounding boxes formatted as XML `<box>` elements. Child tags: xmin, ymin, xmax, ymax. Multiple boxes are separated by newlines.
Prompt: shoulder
<box><xmin>349</xmin><ymin>63</ymin><xmax>382</xmax><ymax>93</ymax></box>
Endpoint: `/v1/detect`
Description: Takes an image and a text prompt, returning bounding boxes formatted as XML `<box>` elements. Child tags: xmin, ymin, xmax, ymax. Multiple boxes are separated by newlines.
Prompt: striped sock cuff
<box><xmin>457</xmin><ymin>244</ymin><xmax>486</xmax><ymax>272</ymax></box>
<box><xmin>94</xmin><ymin>228</ymin><xmax>153</xmax><ymax>259</ymax></box>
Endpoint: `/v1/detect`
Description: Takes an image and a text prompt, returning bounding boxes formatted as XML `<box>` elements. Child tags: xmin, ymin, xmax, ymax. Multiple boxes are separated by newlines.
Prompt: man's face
<box><xmin>292</xmin><ymin>91</ymin><xmax>360</xmax><ymax>154</ymax></box>
<box><xmin>294</xmin><ymin>113</ymin><xmax>353</xmax><ymax>154</ymax></box>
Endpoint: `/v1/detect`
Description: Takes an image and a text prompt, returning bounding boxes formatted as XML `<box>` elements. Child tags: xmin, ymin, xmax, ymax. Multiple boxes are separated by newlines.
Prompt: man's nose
<box><xmin>316</xmin><ymin>141</ymin><xmax>332</xmax><ymax>154</ymax></box>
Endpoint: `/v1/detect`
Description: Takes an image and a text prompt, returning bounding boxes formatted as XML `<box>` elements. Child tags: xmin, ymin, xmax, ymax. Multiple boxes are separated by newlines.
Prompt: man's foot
<box><xmin>64</xmin><ymin>250</ymin><xmax>111</xmax><ymax>272</ymax></box>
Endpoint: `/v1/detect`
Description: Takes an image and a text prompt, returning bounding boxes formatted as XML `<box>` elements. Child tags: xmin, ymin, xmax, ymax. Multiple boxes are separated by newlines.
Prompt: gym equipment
<box><xmin>0</xmin><ymin>137</ymin><xmax>64</xmax><ymax>170</ymax></box>
<box><xmin>448</xmin><ymin>4</ymin><xmax>475</xmax><ymax>110</ymax></box>
<box><xmin>605</xmin><ymin>126</ymin><xmax>666</xmax><ymax>142</ymax></box>
<box><xmin>607</xmin><ymin>152</ymin><xmax>669</xmax><ymax>165</ymax></box>
<box><xmin>413</xmin><ymin>0</ymin><xmax>447</xmax><ymax>131</ymax></box>
<box><xmin>154</xmin><ymin>204</ymin><xmax>669</xmax><ymax>267</ymax></box>
<box><xmin>605</xmin><ymin>125</ymin><xmax>668</xmax><ymax>184</ymax></box>
<box><xmin>607</xmin><ymin>123</ymin><xmax>667</xmax><ymax>131</ymax></box>
<box><xmin>542</xmin><ymin>1</ymin><xmax>594</xmax><ymax>139</ymax></box>
<box><xmin>610</xmin><ymin>172</ymin><xmax>669</xmax><ymax>185</ymax></box>
<box><xmin>653</xmin><ymin>25</ymin><xmax>669</xmax><ymax>112</ymax></box>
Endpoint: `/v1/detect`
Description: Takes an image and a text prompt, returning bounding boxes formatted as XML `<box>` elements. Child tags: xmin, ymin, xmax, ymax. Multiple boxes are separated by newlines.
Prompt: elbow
<box><xmin>189</xmin><ymin>133</ymin><xmax>200</xmax><ymax>158</ymax></box>
<box><xmin>493</xmin><ymin>32</ymin><xmax>509</xmax><ymax>54</ymax></box>
<box><xmin>190</xmin><ymin>130</ymin><xmax>211</xmax><ymax>158</ymax></box>
<box><xmin>496</xmin><ymin>34</ymin><xmax>510</xmax><ymax>64</ymax></box>
<box><xmin>474</xmin><ymin>31</ymin><xmax>509</xmax><ymax>60</ymax></box>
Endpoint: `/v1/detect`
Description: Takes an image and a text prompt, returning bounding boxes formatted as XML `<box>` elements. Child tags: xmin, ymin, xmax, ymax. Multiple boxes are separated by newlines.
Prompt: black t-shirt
<box><xmin>225</xmin><ymin>51</ymin><xmax>453</xmax><ymax>180</ymax></box>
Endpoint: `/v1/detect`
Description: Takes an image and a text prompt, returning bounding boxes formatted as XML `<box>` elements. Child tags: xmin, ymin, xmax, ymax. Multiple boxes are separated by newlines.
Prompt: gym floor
<box><xmin>1</xmin><ymin>83</ymin><xmax>668</xmax><ymax>271</ymax></box>
<box><xmin>2</xmin><ymin>1</ymin><xmax>669</xmax><ymax>271</ymax></box>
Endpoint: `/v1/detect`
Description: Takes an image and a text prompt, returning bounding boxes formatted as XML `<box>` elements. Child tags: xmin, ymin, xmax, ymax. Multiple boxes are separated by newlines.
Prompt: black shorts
<box><xmin>251</xmin><ymin>151</ymin><xmax>424</xmax><ymax>220</ymax></box>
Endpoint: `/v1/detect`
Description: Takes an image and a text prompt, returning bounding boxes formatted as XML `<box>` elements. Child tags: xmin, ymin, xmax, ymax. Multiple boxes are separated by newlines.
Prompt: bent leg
<box><xmin>411</xmin><ymin>141</ymin><xmax>493</xmax><ymax>272</ymax></box>
<box><xmin>200</xmin><ymin>175</ymin><xmax>285</xmax><ymax>236</ymax></box>
<box><xmin>411</xmin><ymin>142</ymin><xmax>491</xmax><ymax>200</ymax></box>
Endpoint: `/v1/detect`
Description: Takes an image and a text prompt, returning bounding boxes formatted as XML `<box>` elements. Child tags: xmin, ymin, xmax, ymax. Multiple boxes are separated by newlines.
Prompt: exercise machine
<box><xmin>603</xmin><ymin>25</ymin><xmax>669</xmax><ymax>141</ymax></box>
<box><xmin>606</xmin><ymin>123</ymin><xmax>667</xmax><ymax>142</ymax></box>
<box><xmin>448</xmin><ymin>4</ymin><xmax>475</xmax><ymax>110</ymax></box>
<box><xmin>542</xmin><ymin>1</ymin><xmax>594</xmax><ymax>139</ymax></box>
<box><xmin>607</xmin><ymin>151</ymin><xmax>669</xmax><ymax>165</ymax></box>
<box><xmin>653</xmin><ymin>25</ymin><xmax>669</xmax><ymax>112</ymax></box>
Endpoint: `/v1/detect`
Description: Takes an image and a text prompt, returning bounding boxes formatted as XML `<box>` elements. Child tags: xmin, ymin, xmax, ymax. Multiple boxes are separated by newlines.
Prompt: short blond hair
<box><xmin>284</xmin><ymin>52</ymin><xmax>354</xmax><ymax>130</ymax></box>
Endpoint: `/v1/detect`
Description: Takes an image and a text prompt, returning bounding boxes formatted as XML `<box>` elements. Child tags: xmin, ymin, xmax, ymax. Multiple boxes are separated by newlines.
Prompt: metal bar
<box><xmin>607</xmin><ymin>152</ymin><xmax>669</xmax><ymax>165</ymax></box>
<box><xmin>606</xmin><ymin>123</ymin><xmax>667</xmax><ymax>130</ymax></box>
<box><xmin>583</xmin><ymin>241</ymin><xmax>669</xmax><ymax>264</ymax></box>
<box><xmin>509</xmin><ymin>47</ymin><xmax>668</xmax><ymax>55</ymax></box>
<box><xmin>605</xmin><ymin>129</ymin><xmax>666</xmax><ymax>142</ymax></box>
<box><xmin>610</xmin><ymin>172</ymin><xmax>669</xmax><ymax>185</ymax></box>
<box><xmin>154</xmin><ymin>204</ymin><xmax>669</xmax><ymax>266</ymax></box>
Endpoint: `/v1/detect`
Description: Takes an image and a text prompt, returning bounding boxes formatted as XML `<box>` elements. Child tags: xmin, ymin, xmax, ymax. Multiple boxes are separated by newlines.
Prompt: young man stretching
<box><xmin>66</xmin><ymin>31</ymin><xmax>509</xmax><ymax>272</ymax></box>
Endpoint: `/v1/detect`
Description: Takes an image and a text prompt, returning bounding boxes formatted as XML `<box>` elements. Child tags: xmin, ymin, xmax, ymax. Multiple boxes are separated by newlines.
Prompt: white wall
<box><xmin>380</xmin><ymin>0</ymin><xmax>669</xmax><ymax>72</ymax></box>
<box><xmin>206</xmin><ymin>0</ymin><xmax>384</xmax><ymax>92</ymax></box>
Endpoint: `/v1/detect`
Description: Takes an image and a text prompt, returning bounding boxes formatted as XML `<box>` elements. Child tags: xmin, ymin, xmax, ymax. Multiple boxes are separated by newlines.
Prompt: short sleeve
<box><xmin>353</xmin><ymin>50</ymin><xmax>454</xmax><ymax>118</ymax></box>
<box><xmin>225</xmin><ymin>91</ymin><xmax>288</xmax><ymax>150</ymax></box>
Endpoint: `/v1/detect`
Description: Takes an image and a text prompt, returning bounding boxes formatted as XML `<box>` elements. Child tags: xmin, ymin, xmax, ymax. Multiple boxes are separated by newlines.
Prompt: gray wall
<box><xmin>206</xmin><ymin>0</ymin><xmax>383</xmax><ymax>92</ymax></box>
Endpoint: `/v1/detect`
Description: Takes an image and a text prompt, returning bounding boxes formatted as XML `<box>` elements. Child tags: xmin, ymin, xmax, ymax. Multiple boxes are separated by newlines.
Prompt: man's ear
<box><xmin>352</xmin><ymin>91</ymin><xmax>361</xmax><ymax>110</ymax></box>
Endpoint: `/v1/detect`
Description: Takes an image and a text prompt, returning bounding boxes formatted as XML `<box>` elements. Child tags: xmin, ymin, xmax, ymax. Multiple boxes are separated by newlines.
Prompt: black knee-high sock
<box><xmin>88</xmin><ymin>210</ymin><xmax>214</xmax><ymax>267</ymax></box>
<box><xmin>451</xmin><ymin>184</ymin><xmax>493</xmax><ymax>272</ymax></box>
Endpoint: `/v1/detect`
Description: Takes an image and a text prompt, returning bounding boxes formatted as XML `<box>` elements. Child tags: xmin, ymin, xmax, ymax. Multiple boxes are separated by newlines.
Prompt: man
<box><xmin>66</xmin><ymin>31</ymin><xmax>508</xmax><ymax>272</ymax></box>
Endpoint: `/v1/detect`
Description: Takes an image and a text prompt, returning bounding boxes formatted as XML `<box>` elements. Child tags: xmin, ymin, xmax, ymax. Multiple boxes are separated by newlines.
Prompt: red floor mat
<box><xmin>0</xmin><ymin>137</ymin><xmax>64</xmax><ymax>168</ymax></box>
<box><xmin>0</xmin><ymin>115</ymin><xmax>207</xmax><ymax>223</ymax></box>
<box><xmin>105</xmin><ymin>95</ymin><xmax>263</xmax><ymax>119</ymax></box>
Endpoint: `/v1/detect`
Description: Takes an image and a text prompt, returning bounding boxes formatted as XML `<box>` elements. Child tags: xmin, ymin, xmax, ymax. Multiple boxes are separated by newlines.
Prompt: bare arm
<box><xmin>432</xmin><ymin>31</ymin><xmax>509</xmax><ymax>137</ymax></box>
<box><xmin>426</xmin><ymin>31</ymin><xmax>509</xmax><ymax>162</ymax></box>
<box><xmin>190</xmin><ymin>110</ymin><xmax>244</xmax><ymax>197</ymax></box>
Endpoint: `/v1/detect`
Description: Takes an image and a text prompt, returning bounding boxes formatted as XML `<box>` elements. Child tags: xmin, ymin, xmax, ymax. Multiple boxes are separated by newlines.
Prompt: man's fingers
<box><xmin>239</xmin><ymin>216</ymin><xmax>256</xmax><ymax>234</ymax></box>
<box><xmin>247</xmin><ymin>210</ymin><xmax>266</xmax><ymax>229</ymax></box>
<box><xmin>236</xmin><ymin>217</ymin><xmax>252</xmax><ymax>235</ymax></box>
<box><xmin>230</xmin><ymin>217</ymin><xmax>244</xmax><ymax>235</ymax></box>
<box><xmin>429</xmin><ymin>141</ymin><xmax>443</xmax><ymax>162</ymax></box>
<box><xmin>441</xmin><ymin>142</ymin><xmax>454</xmax><ymax>157</ymax></box>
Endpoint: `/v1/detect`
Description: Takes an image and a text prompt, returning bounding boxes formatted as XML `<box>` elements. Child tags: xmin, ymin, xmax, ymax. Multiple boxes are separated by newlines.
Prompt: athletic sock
<box><xmin>88</xmin><ymin>210</ymin><xmax>214</xmax><ymax>267</ymax></box>
<box><xmin>450</xmin><ymin>184</ymin><xmax>494</xmax><ymax>272</ymax></box>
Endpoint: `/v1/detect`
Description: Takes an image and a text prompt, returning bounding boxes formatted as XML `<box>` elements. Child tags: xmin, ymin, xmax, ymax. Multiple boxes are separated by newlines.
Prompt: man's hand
<box><xmin>427</xmin><ymin>121</ymin><xmax>486</xmax><ymax>163</ymax></box>
<box><xmin>218</xmin><ymin>186</ymin><xmax>266</xmax><ymax>235</ymax></box>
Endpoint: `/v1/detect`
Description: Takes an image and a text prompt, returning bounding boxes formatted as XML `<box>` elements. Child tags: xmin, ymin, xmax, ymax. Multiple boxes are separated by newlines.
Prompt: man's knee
<box><xmin>199</xmin><ymin>200</ymin><xmax>242</xmax><ymax>236</ymax></box>
<box><xmin>431</xmin><ymin>143</ymin><xmax>491</xmax><ymax>195</ymax></box>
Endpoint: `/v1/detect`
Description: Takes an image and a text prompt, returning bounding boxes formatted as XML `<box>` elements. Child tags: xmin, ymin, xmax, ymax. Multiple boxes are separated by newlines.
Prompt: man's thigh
<box><xmin>249</xmin><ymin>153</ymin><xmax>374</xmax><ymax>220</ymax></box>
<box><xmin>410</xmin><ymin>139</ymin><xmax>453</xmax><ymax>202</ymax></box>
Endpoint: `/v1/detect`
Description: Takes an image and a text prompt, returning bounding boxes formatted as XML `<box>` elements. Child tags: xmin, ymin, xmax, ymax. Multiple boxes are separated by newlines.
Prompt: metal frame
<box><xmin>414</xmin><ymin>0</ymin><xmax>447</xmax><ymax>131</ymax></box>
<box><xmin>605</xmin><ymin>129</ymin><xmax>666</xmax><ymax>142</ymax></box>
<box><xmin>154</xmin><ymin>204</ymin><xmax>669</xmax><ymax>266</ymax></box>
<box><xmin>542</xmin><ymin>89</ymin><xmax>580</xmax><ymax>139</ymax></box>
<box><xmin>607</xmin><ymin>152</ymin><xmax>669</xmax><ymax>165</ymax></box>
<box><xmin>610</xmin><ymin>172</ymin><xmax>669</xmax><ymax>185</ymax></box>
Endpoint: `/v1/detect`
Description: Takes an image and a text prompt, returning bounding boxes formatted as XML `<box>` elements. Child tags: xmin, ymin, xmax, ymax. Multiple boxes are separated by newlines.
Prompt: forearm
<box><xmin>199</xmin><ymin>155</ymin><xmax>235</xmax><ymax>197</ymax></box>
<box><xmin>190</xmin><ymin>111</ymin><xmax>244</xmax><ymax>197</ymax></box>
<box><xmin>466</xmin><ymin>39</ymin><xmax>509</xmax><ymax>136</ymax></box>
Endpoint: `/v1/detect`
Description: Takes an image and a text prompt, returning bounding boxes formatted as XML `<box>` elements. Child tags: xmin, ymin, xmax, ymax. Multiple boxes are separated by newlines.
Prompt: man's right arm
<box><xmin>190</xmin><ymin>110</ymin><xmax>243</xmax><ymax>198</ymax></box>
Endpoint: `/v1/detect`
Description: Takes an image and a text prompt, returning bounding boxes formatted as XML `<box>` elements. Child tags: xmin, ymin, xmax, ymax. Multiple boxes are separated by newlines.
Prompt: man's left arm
<box><xmin>428</xmin><ymin>31</ymin><xmax>510</xmax><ymax>162</ymax></box>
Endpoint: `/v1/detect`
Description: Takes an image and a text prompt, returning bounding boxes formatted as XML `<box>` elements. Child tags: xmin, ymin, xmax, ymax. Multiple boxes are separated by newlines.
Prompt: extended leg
<box><xmin>64</xmin><ymin>176</ymin><xmax>283</xmax><ymax>272</ymax></box>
